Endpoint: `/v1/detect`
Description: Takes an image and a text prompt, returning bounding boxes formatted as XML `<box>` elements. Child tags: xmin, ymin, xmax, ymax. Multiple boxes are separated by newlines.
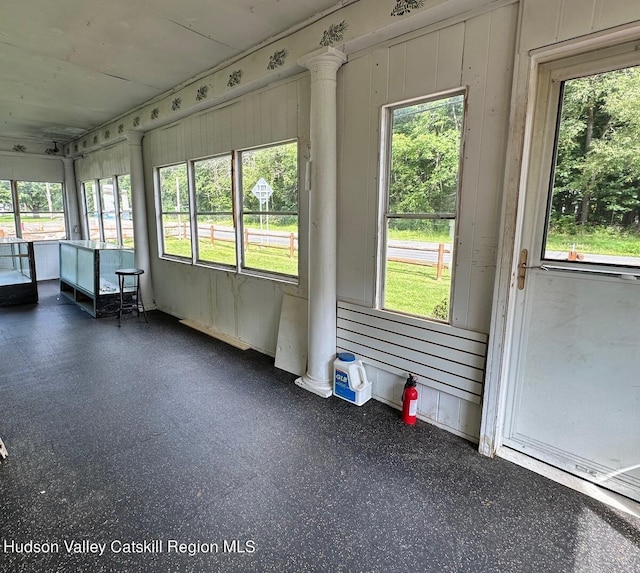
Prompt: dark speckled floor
<box><xmin>1</xmin><ymin>281</ymin><xmax>639</xmax><ymax>573</ymax></box>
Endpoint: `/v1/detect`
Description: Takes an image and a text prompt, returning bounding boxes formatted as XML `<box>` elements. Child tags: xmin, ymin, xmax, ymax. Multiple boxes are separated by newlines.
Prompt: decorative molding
<box><xmin>171</xmin><ymin>97</ymin><xmax>182</xmax><ymax>111</ymax></box>
<box><xmin>74</xmin><ymin>143</ymin><xmax>79</xmax><ymax>153</ymax></box>
<box><xmin>227</xmin><ymin>69</ymin><xmax>243</xmax><ymax>88</ymax></box>
<box><xmin>267</xmin><ymin>48</ymin><xmax>289</xmax><ymax>70</ymax></box>
<box><xmin>118</xmin><ymin>123</ymin><xmax>124</xmax><ymax>134</ymax></box>
<box><xmin>320</xmin><ymin>20</ymin><xmax>348</xmax><ymax>46</ymax></box>
<box><xmin>83</xmin><ymin>140</ymin><xmax>87</xmax><ymax>148</ymax></box>
<box><xmin>196</xmin><ymin>85</ymin><xmax>209</xmax><ymax>101</ymax></box>
<box><xmin>12</xmin><ymin>144</ymin><xmax>26</xmax><ymax>152</ymax></box>
<box><xmin>390</xmin><ymin>0</ymin><xmax>425</xmax><ymax>17</ymax></box>
<box><xmin>151</xmin><ymin>107</ymin><xmax>159</xmax><ymax>120</ymax></box>
<box><xmin>133</xmin><ymin>116</ymin><xmax>140</xmax><ymax>127</ymax></box>
<box><xmin>93</xmin><ymin>135</ymin><xmax>98</xmax><ymax>144</ymax></box>
<box><xmin>104</xmin><ymin>129</ymin><xmax>110</xmax><ymax>140</ymax></box>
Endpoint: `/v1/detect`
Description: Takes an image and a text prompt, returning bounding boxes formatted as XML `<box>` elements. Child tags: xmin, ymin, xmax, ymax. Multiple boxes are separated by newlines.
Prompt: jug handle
<box><xmin>351</xmin><ymin>364</ymin><xmax>368</xmax><ymax>391</ymax></box>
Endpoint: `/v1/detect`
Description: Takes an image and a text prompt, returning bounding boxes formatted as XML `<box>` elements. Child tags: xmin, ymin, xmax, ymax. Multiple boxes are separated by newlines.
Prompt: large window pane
<box><xmin>544</xmin><ymin>66</ymin><xmax>640</xmax><ymax>266</ymax></box>
<box><xmin>382</xmin><ymin>93</ymin><xmax>464</xmax><ymax>322</ymax></box>
<box><xmin>99</xmin><ymin>177</ymin><xmax>117</xmax><ymax>243</ymax></box>
<box><xmin>0</xmin><ymin>180</ymin><xmax>16</xmax><ymax>238</ymax></box>
<box><xmin>240</xmin><ymin>141</ymin><xmax>298</xmax><ymax>277</ymax></box>
<box><xmin>194</xmin><ymin>155</ymin><xmax>234</xmax><ymax>265</ymax></box>
<box><xmin>16</xmin><ymin>181</ymin><xmax>66</xmax><ymax>240</ymax></box>
<box><xmin>84</xmin><ymin>181</ymin><xmax>100</xmax><ymax>241</ymax></box>
<box><xmin>158</xmin><ymin>164</ymin><xmax>191</xmax><ymax>258</ymax></box>
<box><xmin>117</xmin><ymin>175</ymin><xmax>134</xmax><ymax>247</ymax></box>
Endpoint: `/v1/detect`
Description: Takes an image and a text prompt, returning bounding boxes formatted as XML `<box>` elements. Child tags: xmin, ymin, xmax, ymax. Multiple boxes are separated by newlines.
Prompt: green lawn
<box><xmin>546</xmin><ymin>228</ymin><xmax>640</xmax><ymax>257</ymax></box>
<box><xmin>384</xmin><ymin>261</ymin><xmax>451</xmax><ymax>320</ymax></box>
<box><xmin>163</xmin><ymin>236</ymin><xmax>298</xmax><ymax>277</ymax></box>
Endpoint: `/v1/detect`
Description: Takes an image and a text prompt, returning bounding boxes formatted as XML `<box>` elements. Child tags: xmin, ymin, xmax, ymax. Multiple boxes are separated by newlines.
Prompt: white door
<box><xmin>503</xmin><ymin>43</ymin><xmax>640</xmax><ymax>502</ymax></box>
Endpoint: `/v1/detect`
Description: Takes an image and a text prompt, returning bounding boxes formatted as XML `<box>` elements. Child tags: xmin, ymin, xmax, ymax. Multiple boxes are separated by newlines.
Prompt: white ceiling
<box><xmin>0</xmin><ymin>0</ymin><xmax>347</xmax><ymax>147</ymax></box>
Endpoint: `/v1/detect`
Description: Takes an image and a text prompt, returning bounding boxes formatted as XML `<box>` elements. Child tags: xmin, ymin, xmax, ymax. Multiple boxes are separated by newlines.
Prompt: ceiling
<box><xmin>0</xmin><ymin>0</ymin><xmax>348</xmax><ymax>148</ymax></box>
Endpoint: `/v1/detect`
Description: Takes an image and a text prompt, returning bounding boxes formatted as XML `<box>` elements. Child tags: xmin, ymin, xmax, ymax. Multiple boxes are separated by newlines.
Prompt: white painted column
<box><xmin>295</xmin><ymin>47</ymin><xmax>346</xmax><ymax>398</ymax></box>
<box><xmin>127</xmin><ymin>132</ymin><xmax>155</xmax><ymax>308</ymax></box>
<box><xmin>62</xmin><ymin>158</ymin><xmax>82</xmax><ymax>239</ymax></box>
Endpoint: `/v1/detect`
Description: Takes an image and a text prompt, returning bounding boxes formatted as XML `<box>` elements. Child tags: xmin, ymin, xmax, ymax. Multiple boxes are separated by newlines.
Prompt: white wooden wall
<box><xmin>0</xmin><ymin>154</ymin><xmax>63</xmax><ymax>183</ymax></box>
<box><xmin>74</xmin><ymin>143</ymin><xmax>130</xmax><ymax>182</ymax></box>
<box><xmin>520</xmin><ymin>0</ymin><xmax>640</xmax><ymax>52</ymax></box>
<box><xmin>141</xmin><ymin>76</ymin><xmax>310</xmax><ymax>356</ymax></box>
<box><xmin>337</xmin><ymin>4</ymin><xmax>517</xmax><ymax>334</ymax></box>
<box><xmin>335</xmin><ymin>3</ymin><xmax>517</xmax><ymax>440</ymax></box>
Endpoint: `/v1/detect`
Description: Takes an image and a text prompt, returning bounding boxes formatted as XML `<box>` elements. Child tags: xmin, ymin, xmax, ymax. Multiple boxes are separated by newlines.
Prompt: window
<box><xmin>543</xmin><ymin>65</ymin><xmax>640</xmax><ymax>268</ymax></box>
<box><xmin>193</xmin><ymin>154</ymin><xmax>234</xmax><ymax>266</ymax></box>
<box><xmin>379</xmin><ymin>92</ymin><xmax>465</xmax><ymax>322</ymax></box>
<box><xmin>155</xmin><ymin>140</ymin><xmax>299</xmax><ymax>280</ymax></box>
<box><xmin>99</xmin><ymin>177</ymin><xmax>117</xmax><ymax>243</ymax></box>
<box><xmin>117</xmin><ymin>175</ymin><xmax>134</xmax><ymax>247</ymax></box>
<box><xmin>82</xmin><ymin>176</ymin><xmax>134</xmax><ymax>246</ymax></box>
<box><xmin>84</xmin><ymin>180</ymin><xmax>100</xmax><ymax>241</ymax></box>
<box><xmin>239</xmin><ymin>141</ymin><xmax>298</xmax><ymax>276</ymax></box>
<box><xmin>0</xmin><ymin>181</ymin><xmax>66</xmax><ymax>240</ymax></box>
<box><xmin>157</xmin><ymin>163</ymin><xmax>191</xmax><ymax>258</ymax></box>
<box><xmin>0</xmin><ymin>180</ymin><xmax>15</xmax><ymax>238</ymax></box>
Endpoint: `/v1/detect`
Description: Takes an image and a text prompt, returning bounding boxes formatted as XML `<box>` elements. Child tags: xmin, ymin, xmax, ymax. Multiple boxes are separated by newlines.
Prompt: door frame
<box><xmin>480</xmin><ymin>21</ymin><xmax>640</xmax><ymax>516</ymax></box>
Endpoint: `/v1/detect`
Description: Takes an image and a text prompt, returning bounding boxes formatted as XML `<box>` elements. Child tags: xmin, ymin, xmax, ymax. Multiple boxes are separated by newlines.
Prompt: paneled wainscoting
<box><xmin>337</xmin><ymin>301</ymin><xmax>488</xmax><ymax>442</ymax></box>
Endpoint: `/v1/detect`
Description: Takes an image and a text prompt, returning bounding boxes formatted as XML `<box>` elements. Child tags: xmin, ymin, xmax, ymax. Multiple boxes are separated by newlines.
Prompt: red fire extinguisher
<box><xmin>402</xmin><ymin>374</ymin><xmax>418</xmax><ymax>425</ymax></box>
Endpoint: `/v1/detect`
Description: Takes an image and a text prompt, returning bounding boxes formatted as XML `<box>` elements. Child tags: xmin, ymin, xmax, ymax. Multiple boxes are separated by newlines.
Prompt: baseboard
<box><xmin>179</xmin><ymin>319</ymin><xmax>250</xmax><ymax>350</ymax></box>
<box><xmin>374</xmin><ymin>396</ymin><xmax>479</xmax><ymax>444</ymax></box>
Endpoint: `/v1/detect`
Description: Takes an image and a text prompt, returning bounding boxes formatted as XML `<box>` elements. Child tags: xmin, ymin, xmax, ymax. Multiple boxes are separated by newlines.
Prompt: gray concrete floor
<box><xmin>1</xmin><ymin>281</ymin><xmax>639</xmax><ymax>572</ymax></box>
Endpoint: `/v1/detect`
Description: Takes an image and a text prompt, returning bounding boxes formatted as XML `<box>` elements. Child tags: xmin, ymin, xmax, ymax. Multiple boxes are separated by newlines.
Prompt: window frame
<box><xmin>376</xmin><ymin>89</ymin><xmax>466</xmax><ymax>324</ymax></box>
<box><xmin>536</xmin><ymin>48</ymin><xmax>640</xmax><ymax>274</ymax></box>
<box><xmin>81</xmin><ymin>175</ymin><xmax>134</xmax><ymax>246</ymax></box>
<box><xmin>237</xmin><ymin>139</ymin><xmax>299</xmax><ymax>279</ymax></box>
<box><xmin>191</xmin><ymin>152</ymin><xmax>236</xmax><ymax>269</ymax></box>
<box><xmin>155</xmin><ymin>162</ymin><xmax>192</xmax><ymax>261</ymax></box>
<box><xmin>154</xmin><ymin>139</ymin><xmax>300</xmax><ymax>283</ymax></box>
<box><xmin>1</xmin><ymin>180</ymin><xmax>67</xmax><ymax>241</ymax></box>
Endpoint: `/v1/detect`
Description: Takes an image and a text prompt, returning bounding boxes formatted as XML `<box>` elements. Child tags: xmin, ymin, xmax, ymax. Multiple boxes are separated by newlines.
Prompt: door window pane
<box><xmin>544</xmin><ymin>66</ymin><xmax>640</xmax><ymax>266</ymax></box>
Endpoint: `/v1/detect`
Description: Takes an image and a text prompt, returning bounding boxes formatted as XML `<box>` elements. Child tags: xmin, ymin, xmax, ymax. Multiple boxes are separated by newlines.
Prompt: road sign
<box><xmin>251</xmin><ymin>178</ymin><xmax>273</xmax><ymax>205</ymax></box>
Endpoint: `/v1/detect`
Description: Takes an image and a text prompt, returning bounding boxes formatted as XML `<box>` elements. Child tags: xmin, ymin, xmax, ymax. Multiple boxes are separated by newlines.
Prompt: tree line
<box><xmin>551</xmin><ymin>67</ymin><xmax>640</xmax><ymax>233</ymax></box>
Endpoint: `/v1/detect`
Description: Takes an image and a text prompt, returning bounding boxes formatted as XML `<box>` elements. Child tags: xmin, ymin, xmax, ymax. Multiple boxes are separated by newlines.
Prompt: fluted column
<box><xmin>62</xmin><ymin>158</ymin><xmax>82</xmax><ymax>239</ymax></box>
<box><xmin>126</xmin><ymin>132</ymin><xmax>155</xmax><ymax>308</ymax></box>
<box><xmin>295</xmin><ymin>47</ymin><xmax>346</xmax><ymax>398</ymax></box>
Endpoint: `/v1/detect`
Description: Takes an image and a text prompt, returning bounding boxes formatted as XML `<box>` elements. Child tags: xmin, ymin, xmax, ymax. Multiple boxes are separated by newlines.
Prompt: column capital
<box><xmin>298</xmin><ymin>46</ymin><xmax>347</xmax><ymax>73</ymax></box>
<box><xmin>62</xmin><ymin>156</ymin><xmax>74</xmax><ymax>166</ymax></box>
<box><xmin>125</xmin><ymin>131</ymin><xmax>144</xmax><ymax>146</ymax></box>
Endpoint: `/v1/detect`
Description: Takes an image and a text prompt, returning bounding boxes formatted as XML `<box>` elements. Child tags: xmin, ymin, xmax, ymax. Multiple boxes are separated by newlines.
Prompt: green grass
<box><xmin>387</xmin><ymin>228</ymin><xmax>452</xmax><ymax>243</ymax></box>
<box><xmin>384</xmin><ymin>260</ymin><xmax>451</xmax><ymax>320</ymax></box>
<box><xmin>547</xmin><ymin>228</ymin><xmax>640</xmax><ymax>257</ymax></box>
<box><xmin>163</xmin><ymin>236</ymin><xmax>298</xmax><ymax>277</ymax></box>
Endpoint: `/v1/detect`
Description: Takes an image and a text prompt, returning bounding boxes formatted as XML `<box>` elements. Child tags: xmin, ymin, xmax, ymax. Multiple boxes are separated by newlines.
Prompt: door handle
<box><xmin>517</xmin><ymin>248</ymin><xmax>549</xmax><ymax>289</ymax></box>
<box><xmin>517</xmin><ymin>249</ymin><xmax>528</xmax><ymax>290</ymax></box>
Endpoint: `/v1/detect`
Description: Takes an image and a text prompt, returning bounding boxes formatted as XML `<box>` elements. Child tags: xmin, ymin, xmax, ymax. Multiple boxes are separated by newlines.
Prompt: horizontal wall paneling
<box><xmin>337</xmin><ymin>302</ymin><xmax>487</xmax><ymax>404</ymax></box>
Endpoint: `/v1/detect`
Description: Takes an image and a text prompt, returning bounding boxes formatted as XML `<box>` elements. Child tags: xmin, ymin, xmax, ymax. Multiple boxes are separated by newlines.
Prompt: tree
<box><xmin>389</xmin><ymin>95</ymin><xmax>463</xmax><ymax>231</ymax></box>
<box><xmin>0</xmin><ymin>180</ymin><xmax>11</xmax><ymax>209</ymax></box>
<box><xmin>551</xmin><ymin>67</ymin><xmax>640</xmax><ymax>230</ymax></box>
